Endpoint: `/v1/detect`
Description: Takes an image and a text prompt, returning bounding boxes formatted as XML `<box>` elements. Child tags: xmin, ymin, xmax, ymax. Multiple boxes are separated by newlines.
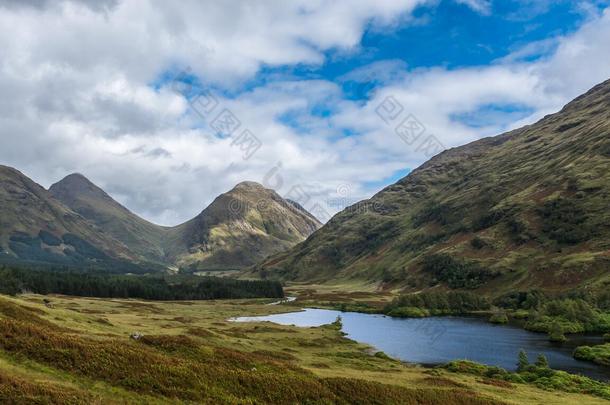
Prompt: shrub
<box><xmin>386</xmin><ymin>307</ymin><xmax>430</xmax><ymax>318</ymax></box>
<box><xmin>573</xmin><ymin>344</ymin><xmax>610</xmax><ymax>367</ymax></box>
<box><xmin>421</xmin><ymin>254</ymin><xmax>497</xmax><ymax>289</ymax></box>
<box><xmin>493</xmin><ymin>290</ymin><xmax>545</xmax><ymax>310</ymax></box>
<box><xmin>538</xmin><ymin>198</ymin><xmax>591</xmax><ymax>245</ymax></box>
<box><xmin>445</xmin><ymin>359</ymin><xmax>610</xmax><ymax>400</ymax></box>
<box><xmin>470</xmin><ymin>237</ymin><xmax>487</xmax><ymax>250</ymax></box>
<box><xmin>489</xmin><ymin>313</ymin><xmax>508</xmax><ymax>324</ymax></box>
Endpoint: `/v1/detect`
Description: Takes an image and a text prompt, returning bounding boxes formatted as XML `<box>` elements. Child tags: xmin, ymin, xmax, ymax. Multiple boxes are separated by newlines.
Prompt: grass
<box><xmin>0</xmin><ymin>293</ymin><xmax>607</xmax><ymax>404</ymax></box>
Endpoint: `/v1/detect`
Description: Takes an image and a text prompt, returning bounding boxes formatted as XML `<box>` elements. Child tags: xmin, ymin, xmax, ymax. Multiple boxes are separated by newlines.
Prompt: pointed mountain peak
<box><xmin>51</xmin><ymin>172</ymin><xmax>98</xmax><ymax>190</ymax></box>
<box><xmin>50</xmin><ymin>172</ymin><xmax>115</xmax><ymax>200</ymax></box>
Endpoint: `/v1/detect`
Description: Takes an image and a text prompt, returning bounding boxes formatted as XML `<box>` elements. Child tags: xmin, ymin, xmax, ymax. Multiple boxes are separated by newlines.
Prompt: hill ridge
<box><xmin>254</xmin><ymin>78</ymin><xmax>610</xmax><ymax>297</ymax></box>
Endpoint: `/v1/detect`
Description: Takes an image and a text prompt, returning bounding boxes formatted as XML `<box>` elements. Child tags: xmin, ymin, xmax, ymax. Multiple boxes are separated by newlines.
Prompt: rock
<box><xmin>130</xmin><ymin>332</ymin><xmax>144</xmax><ymax>340</ymax></box>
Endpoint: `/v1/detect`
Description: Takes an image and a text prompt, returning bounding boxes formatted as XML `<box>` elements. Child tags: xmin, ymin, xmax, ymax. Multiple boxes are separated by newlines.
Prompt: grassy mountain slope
<box><xmin>166</xmin><ymin>181</ymin><xmax>322</xmax><ymax>271</ymax></box>
<box><xmin>255</xmin><ymin>79</ymin><xmax>610</xmax><ymax>297</ymax></box>
<box><xmin>49</xmin><ymin>173</ymin><xmax>168</xmax><ymax>263</ymax></box>
<box><xmin>0</xmin><ymin>166</ymin><xmax>137</xmax><ymax>267</ymax></box>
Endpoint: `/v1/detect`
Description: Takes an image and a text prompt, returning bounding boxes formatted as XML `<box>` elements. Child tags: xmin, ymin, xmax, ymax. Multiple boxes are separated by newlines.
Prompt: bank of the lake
<box><xmin>234</xmin><ymin>308</ymin><xmax>610</xmax><ymax>383</ymax></box>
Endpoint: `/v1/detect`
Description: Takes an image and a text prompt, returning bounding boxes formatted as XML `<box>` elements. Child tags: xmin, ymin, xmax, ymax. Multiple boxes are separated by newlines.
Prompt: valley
<box><xmin>0</xmin><ymin>293</ymin><xmax>608</xmax><ymax>404</ymax></box>
<box><xmin>2</xmin><ymin>1</ymin><xmax>610</xmax><ymax>403</ymax></box>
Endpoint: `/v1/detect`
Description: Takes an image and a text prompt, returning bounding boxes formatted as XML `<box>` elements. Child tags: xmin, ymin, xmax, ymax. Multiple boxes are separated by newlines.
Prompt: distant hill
<box><xmin>49</xmin><ymin>173</ymin><xmax>168</xmax><ymax>264</ymax></box>
<box><xmin>165</xmin><ymin>182</ymin><xmax>322</xmax><ymax>271</ymax></box>
<box><xmin>254</xmin><ymin>78</ymin><xmax>610</xmax><ymax>297</ymax></box>
<box><xmin>0</xmin><ymin>166</ymin><xmax>138</xmax><ymax>269</ymax></box>
<box><xmin>0</xmin><ymin>168</ymin><xmax>321</xmax><ymax>272</ymax></box>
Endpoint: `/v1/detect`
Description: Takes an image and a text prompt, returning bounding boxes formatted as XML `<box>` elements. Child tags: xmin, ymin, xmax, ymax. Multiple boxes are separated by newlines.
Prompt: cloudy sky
<box><xmin>1</xmin><ymin>0</ymin><xmax>610</xmax><ymax>225</ymax></box>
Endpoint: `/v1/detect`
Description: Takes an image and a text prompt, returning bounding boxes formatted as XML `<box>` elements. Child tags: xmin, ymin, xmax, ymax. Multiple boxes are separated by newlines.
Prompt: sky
<box><xmin>1</xmin><ymin>0</ymin><xmax>610</xmax><ymax>225</ymax></box>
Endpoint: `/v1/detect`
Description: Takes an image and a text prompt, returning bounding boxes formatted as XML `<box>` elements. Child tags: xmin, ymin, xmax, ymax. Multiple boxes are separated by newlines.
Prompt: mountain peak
<box><xmin>49</xmin><ymin>173</ymin><xmax>110</xmax><ymax>206</ymax></box>
<box><xmin>49</xmin><ymin>172</ymin><xmax>167</xmax><ymax>262</ymax></box>
<box><xmin>231</xmin><ymin>181</ymin><xmax>267</xmax><ymax>192</ymax></box>
<box><xmin>62</xmin><ymin>172</ymin><xmax>92</xmax><ymax>183</ymax></box>
<box><xmin>52</xmin><ymin>172</ymin><xmax>98</xmax><ymax>190</ymax></box>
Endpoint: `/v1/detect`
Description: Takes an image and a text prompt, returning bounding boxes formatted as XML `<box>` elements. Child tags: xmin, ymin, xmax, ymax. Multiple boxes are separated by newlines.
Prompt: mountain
<box><xmin>0</xmin><ymin>165</ymin><xmax>138</xmax><ymax>268</ymax></box>
<box><xmin>254</xmin><ymin>79</ymin><xmax>610</xmax><ymax>296</ymax></box>
<box><xmin>165</xmin><ymin>181</ymin><xmax>322</xmax><ymax>271</ymax></box>
<box><xmin>44</xmin><ymin>174</ymin><xmax>321</xmax><ymax>271</ymax></box>
<box><xmin>49</xmin><ymin>173</ymin><xmax>168</xmax><ymax>263</ymax></box>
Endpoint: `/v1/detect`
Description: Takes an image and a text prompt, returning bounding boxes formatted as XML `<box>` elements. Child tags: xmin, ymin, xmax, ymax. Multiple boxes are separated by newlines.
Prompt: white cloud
<box><xmin>0</xmin><ymin>1</ymin><xmax>609</xmax><ymax>226</ymax></box>
<box><xmin>454</xmin><ymin>0</ymin><xmax>492</xmax><ymax>15</ymax></box>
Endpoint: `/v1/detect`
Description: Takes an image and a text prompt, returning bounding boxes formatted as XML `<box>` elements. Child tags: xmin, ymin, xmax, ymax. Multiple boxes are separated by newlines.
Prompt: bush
<box><xmin>489</xmin><ymin>313</ymin><xmax>508</xmax><ymax>324</ymax></box>
<box><xmin>445</xmin><ymin>359</ymin><xmax>610</xmax><ymax>400</ymax></box>
<box><xmin>493</xmin><ymin>290</ymin><xmax>545</xmax><ymax>310</ymax></box>
<box><xmin>470</xmin><ymin>237</ymin><xmax>487</xmax><ymax>250</ymax></box>
<box><xmin>573</xmin><ymin>343</ymin><xmax>610</xmax><ymax>367</ymax></box>
<box><xmin>523</xmin><ymin>298</ymin><xmax>609</xmax><ymax>334</ymax></box>
<box><xmin>421</xmin><ymin>254</ymin><xmax>497</xmax><ymax>289</ymax></box>
<box><xmin>386</xmin><ymin>307</ymin><xmax>430</xmax><ymax>318</ymax></box>
<box><xmin>538</xmin><ymin>198</ymin><xmax>592</xmax><ymax>245</ymax></box>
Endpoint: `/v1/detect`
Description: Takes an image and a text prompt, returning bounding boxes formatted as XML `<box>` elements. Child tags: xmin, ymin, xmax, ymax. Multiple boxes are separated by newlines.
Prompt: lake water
<box><xmin>234</xmin><ymin>308</ymin><xmax>610</xmax><ymax>382</ymax></box>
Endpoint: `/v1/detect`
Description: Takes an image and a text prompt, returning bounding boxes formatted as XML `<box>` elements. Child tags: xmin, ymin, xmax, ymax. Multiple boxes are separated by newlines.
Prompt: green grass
<box><xmin>0</xmin><ymin>293</ymin><xmax>608</xmax><ymax>404</ymax></box>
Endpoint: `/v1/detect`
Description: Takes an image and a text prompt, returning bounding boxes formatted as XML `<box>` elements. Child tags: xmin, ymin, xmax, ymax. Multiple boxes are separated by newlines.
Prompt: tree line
<box><xmin>0</xmin><ymin>265</ymin><xmax>284</xmax><ymax>300</ymax></box>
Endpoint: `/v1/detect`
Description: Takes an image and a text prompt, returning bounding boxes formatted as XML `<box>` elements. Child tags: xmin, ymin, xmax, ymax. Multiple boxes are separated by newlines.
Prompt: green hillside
<box><xmin>165</xmin><ymin>181</ymin><xmax>322</xmax><ymax>271</ymax></box>
<box><xmin>254</xmin><ymin>78</ymin><xmax>610</xmax><ymax>298</ymax></box>
<box><xmin>50</xmin><ymin>173</ymin><xmax>169</xmax><ymax>264</ymax></box>
<box><xmin>0</xmin><ymin>166</ymin><xmax>138</xmax><ymax>268</ymax></box>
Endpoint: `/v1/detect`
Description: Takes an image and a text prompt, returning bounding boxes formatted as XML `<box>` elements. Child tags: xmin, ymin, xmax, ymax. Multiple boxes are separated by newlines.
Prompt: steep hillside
<box><xmin>255</xmin><ymin>79</ymin><xmax>610</xmax><ymax>296</ymax></box>
<box><xmin>49</xmin><ymin>173</ymin><xmax>168</xmax><ymax>263</ymax></box>
<box><xmin>166</xmin><ymin>182</ymin><xmax>322</xmax><ymax>271</ymax></box>
<box><xmin>0</xmin><ymin>166</ymin><xmax>137</xmax><ymax>268</ymax></box>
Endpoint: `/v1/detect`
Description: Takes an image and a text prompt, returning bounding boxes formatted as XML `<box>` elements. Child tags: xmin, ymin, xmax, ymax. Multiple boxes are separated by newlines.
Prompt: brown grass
<box><xmin>0</xmin><ymin>370</ymin><xmax>92</xmax><ymax>405</ymax></box>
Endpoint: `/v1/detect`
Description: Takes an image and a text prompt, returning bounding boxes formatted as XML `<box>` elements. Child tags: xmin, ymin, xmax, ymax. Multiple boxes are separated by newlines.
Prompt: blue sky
<box><xmin>240</xmin><ymin>0</ymin><xmax>607</xmax><ymax>94</ymax></box>
<box><xmin>2</xmin><ymin>0</ymin><xmax>610</xmax><ymax>224</ymax></box>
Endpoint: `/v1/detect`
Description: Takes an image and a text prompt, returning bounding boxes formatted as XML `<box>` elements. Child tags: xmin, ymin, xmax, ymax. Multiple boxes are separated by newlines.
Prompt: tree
<box><xmin>548</xmin><ymin>322</ymin><xmax>567</xmax><ymax>342</ymax></box>
<box><xmin>535</xmin><ymin>354</ymin><xmax>549</xmax><ymax>368</ymax></box>
<box><xmin>517</xmin><ymin>349</ymin><xmax>529</xmax><ymax>372</ymax></box>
